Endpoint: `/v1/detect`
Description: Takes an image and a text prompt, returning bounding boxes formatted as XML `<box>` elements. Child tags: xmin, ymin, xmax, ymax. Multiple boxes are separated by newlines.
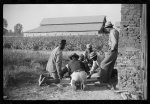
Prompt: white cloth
<box><xmin>70</xmin><ymin>71</ymin><xmax>87</xmax><ymax>86</ymax></box>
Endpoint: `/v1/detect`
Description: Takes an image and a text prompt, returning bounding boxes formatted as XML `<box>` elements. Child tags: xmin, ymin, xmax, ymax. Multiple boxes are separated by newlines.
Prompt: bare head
<box><xmin>59</xmin><ymin>39</ymin><xmax>66</xmax><ymax>50</ymax></box>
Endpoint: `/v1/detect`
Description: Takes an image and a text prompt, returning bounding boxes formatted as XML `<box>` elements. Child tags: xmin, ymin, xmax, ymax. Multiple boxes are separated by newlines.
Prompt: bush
<box><xmin>3</xmin><ymin>35</ymin><xmax>108</xmax><ymax>51</ymax></box>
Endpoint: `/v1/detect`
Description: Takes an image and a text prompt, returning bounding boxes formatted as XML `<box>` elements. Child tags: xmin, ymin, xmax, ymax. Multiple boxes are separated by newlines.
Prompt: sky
<box><xmin>3</xmin><ymin>4</ymin><xmax>121</xmax><ymax>32</ymax></box>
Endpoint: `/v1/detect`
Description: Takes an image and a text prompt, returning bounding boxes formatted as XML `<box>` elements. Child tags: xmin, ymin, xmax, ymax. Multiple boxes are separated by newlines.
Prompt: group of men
<box><xmin>38</xmin><ymin>21</ymin><xmax>119</xmax><ymax>91</ymax></box>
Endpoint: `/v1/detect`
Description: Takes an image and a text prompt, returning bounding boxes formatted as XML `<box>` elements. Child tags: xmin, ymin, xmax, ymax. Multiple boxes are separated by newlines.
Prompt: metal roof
<box><xmin>25</xmin><ymin>23</ymin><xmax>103</xmax><ymax>33</ymax></box>
<box><xmin>40</xmin><ymin>15</ymin><xmax>106</xmax><ymax>25</ymax></box>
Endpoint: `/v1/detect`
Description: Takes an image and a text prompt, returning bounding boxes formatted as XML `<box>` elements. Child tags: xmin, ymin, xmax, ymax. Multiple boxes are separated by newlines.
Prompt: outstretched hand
<box><xmin>87</xmin><ymin>75</ymin><xmax>91</xmax><ymax>79</ymax></box>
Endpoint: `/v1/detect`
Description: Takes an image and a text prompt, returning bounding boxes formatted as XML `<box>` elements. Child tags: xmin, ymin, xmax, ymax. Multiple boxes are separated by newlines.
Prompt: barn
<box><xmin>24</xmin><ymin>15</ymin><xmax>106</xmax><ymax>37</ymax></box>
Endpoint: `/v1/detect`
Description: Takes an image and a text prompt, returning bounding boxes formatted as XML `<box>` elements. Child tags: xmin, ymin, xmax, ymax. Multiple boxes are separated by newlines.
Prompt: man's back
<box><xmin>68</xmin><ymin>60</ymin><xmax>86</xmax><ymax>73</ymax></box>
<box><xmin>46</xmin><ymin>47</ymin><xmax>62</xmax><ymax>73</ymax></box>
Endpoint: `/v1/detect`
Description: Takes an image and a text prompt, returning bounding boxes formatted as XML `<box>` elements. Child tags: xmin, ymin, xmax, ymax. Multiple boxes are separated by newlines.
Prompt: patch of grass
<box><xmin>3</xmin><ymin>65</ymin><xmax>41</xmax><ymax>88</ymax></box>
<box><xmin>3</xmin><ymin>49</ymin><xmax>83</xmax><ymax>88</ymax></box>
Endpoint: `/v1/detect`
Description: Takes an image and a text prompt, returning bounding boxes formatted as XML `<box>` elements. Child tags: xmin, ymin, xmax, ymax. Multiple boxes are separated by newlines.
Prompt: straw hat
<box><xmin>105</xmin><ymin>21</ymin><xmax>114</xmax><ymax>28</ymax></box>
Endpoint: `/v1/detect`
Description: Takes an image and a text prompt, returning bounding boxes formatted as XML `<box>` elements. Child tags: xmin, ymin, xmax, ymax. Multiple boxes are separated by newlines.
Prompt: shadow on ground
<box><xmin>8</xmin><ymin>71</ymin><xmax>39</xmax><ymax>87</ymax></box>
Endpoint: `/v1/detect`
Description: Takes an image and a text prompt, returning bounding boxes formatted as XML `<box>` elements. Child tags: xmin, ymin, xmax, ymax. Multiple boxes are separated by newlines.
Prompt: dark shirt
<box><xmin>68</xmin><ymin>60</ymin><xmax>86</xmax><ymax>74</ymax></box>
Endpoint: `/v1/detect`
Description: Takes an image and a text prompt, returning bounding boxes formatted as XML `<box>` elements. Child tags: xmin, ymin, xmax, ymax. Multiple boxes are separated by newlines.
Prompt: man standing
<box><xmin>99</xmin><ymin>21</ymin><xmax>119</xmax><ymax>88</ymax></box>
<box><xmin>39</xmin><ymin>40</ymin><xmax>66</xmax><ymax>86</ymax></box>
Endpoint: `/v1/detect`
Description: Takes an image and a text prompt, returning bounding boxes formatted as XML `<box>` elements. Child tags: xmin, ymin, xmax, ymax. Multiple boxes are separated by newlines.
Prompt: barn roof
<box><xmin>24</xmin><ymin>15</ymin><xmax>106</xmax><ymax>33</ymax></box>
<box><xmin>25</xmin><ymin>23</ymin><xmax>103</xmax><ymax>33</ymax></box>
<box><xmin>40</xmin><ymin>15</ymin><xmax>106</xmax><ymax>25</ymax></box>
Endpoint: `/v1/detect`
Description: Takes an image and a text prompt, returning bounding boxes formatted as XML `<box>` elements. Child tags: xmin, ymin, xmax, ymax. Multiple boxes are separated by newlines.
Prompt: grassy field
<box><xmin>3</xmin><ymin>49</ymin><xmax>85</xmax><ymax>90</ymax></box>
<box><xmin>3</xmin><ymin>49</ymin><xmax>124</xmax><ymax>100</ymax></box>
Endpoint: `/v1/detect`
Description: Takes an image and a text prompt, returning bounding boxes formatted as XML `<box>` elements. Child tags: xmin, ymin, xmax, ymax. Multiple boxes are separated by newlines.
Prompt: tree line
<box><xmin>3</xmin><ymin>18</ymin><xmax>23</xmax><ymax>36</ymax></box>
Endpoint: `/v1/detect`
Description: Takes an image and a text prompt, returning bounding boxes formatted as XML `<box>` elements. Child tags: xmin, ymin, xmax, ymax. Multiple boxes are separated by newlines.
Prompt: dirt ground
<box><xmin>6</xmin><ymin>78</ymin><xmax>123</xmax><ymax>100</ymax></box>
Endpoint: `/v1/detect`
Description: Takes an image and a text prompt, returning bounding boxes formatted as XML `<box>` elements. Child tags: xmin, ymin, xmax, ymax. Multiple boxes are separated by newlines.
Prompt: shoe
<box><xmin>39</xmin><ymin>75</ymin><xmax>46</xmax><ymax>86</ymax></box>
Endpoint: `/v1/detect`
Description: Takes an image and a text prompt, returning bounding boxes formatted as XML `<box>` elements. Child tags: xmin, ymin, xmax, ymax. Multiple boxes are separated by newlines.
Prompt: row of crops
<box><xmin>3</xmin><ymin>35</ymin><xmax>109</xmax><ymax>51</ymax></box>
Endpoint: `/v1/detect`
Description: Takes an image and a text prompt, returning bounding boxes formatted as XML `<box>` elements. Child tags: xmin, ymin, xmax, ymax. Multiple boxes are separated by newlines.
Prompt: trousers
<box><xmin>70</xmin><ymin>71</ymin><xmax>87</xmax><ymax>89</ymax></box>
<box><xmin>98</xmin><ymin>50</ymin><xmax>118</xmax><ymax>83</ymax></box>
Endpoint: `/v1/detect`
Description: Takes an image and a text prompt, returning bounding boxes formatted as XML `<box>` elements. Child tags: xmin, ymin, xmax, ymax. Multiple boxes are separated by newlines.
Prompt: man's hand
<box><xmin>87</xmin><ymin>75</ymin><xmax>91</xmax><ymax>79</ymax></box>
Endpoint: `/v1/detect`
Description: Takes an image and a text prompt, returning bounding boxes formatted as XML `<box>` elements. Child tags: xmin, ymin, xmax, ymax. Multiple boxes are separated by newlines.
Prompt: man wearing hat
<box><xmin>38</xmin><ymin>40</ymin><xmax>66</xmax><ymax>86</ymax></box>
<box><xmin>99</xmin><ymin>21</ymin><xmax>119</xmax><ymax>88</ymax></box>
<box><xmin>83</xmin><ymin>44</ymin><xmax>94</xmax><ymax>69</ymax></box>
<box><xmin>87</xmin><ymin>52</ymin><xmax>103</xmax><ymax>79</ymax></box>
<box><xmin>66</xmin><ymin>53</ymin><xmax>87</xmax><ymax>91</ymax></box>
<box><xmin>78</xmin><ymin>54</ymin><xmax>90</xmax><ymax>74</ymax></box>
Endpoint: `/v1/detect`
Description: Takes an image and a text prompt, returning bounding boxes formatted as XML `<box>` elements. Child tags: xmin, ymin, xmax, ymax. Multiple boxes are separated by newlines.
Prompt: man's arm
<box><xmin>90</xmin><ymin>61</ymin><xmax>99</xmax><ymax>74</ymax></box>
<box><xmin>83</xmin><ymin>51</ymin><xmax>89</xmax><ymax>62</ymax></box>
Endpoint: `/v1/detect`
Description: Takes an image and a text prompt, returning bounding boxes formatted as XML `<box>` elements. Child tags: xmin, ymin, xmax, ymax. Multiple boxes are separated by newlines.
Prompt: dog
<box><xmin>70</xmin><ymin>71</ymin><xmax>87</xmax><ymax>91</ymax></box>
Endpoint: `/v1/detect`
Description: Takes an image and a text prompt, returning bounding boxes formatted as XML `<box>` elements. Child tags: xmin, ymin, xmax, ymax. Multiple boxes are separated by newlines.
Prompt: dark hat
<box><xmin>59</xmin><ymin>39</ymin><xmax>66</xmax><ymax>45</ymax></box>
<box><xmin>105</xmin><ymin>21</ymin><xmax>114</xmax><ymax>28</ymax></box>
<box><xmin>69</xmin><ymin>53</ymin><xmax>79</xmax><ymax>60</ymax></box>
<box><xmin>89</xmin><ymin>52</ymin><xmax>97</xmax><ymax>59</ymax></box>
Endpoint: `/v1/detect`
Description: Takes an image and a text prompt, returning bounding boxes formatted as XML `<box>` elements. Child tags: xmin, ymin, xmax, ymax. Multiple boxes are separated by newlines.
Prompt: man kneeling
<box><xmin>66</xmin><ymin>53</ymin><xmax>87</xmax><ymax>91</ymax></box>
